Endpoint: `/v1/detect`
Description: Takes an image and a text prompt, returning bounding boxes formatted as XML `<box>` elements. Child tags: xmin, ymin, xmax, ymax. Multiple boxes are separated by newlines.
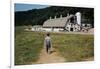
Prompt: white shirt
<box><xmin>44</xmin><ymin>36</ymin><xmax>51</xmax><ymax>48</ymax></box>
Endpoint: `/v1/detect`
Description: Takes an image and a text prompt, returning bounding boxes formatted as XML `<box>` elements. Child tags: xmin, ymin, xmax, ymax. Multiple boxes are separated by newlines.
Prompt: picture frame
<box><xmin>10</xmin><ymin>0</ymin><xmax>95</xmax><ymax>69</ymax></box>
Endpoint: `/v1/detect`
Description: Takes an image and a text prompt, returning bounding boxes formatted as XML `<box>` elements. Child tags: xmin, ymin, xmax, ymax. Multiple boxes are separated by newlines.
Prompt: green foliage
<box><xmin>15</xmin><ymin>6</ymin><xmax>94</xmax><ymax>27</ymax></box>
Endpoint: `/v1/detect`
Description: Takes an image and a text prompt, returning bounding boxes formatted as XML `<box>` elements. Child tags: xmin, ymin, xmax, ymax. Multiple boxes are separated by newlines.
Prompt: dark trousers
<box><xmin>46</xmin><ymin>44</ymin><xmax>51</xmax><ymax>53</ymax></box>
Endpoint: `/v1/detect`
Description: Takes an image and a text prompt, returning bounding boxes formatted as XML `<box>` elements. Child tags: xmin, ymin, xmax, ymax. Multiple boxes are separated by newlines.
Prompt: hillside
<box><xmin>15</xmin><ymin>6</ymin><xmax>94</xmax><ymax>27</ymax></box>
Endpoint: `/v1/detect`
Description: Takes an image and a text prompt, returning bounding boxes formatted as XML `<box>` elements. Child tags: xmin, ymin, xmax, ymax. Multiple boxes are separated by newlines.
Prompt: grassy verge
<box><xmin>51</xmin><ymin>33</ymin><xmax>94</xmax><ymax>62</ymax></box>
<box><xmin>15</xmin><ymin>26</ymin><xmax>44</xmax><ymax>65</ymax></box>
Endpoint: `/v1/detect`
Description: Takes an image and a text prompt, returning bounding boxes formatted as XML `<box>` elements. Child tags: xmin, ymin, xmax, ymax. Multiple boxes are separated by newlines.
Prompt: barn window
<box><xmin>70</xmin><ymin>28</ymin><xmax>73</xmax><ymax>31</ymax></box>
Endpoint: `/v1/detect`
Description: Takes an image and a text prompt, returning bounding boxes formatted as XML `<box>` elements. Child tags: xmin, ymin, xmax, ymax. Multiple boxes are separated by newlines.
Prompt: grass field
<box><xmin>51</xmin><ymin>33</ymin><xmax>94</xmax><ymax>62</ymax></box>
<box><xmin>15</xmin><ymin>26</ymin><xmax>94</xmax><ymax>65</ymax></box>
<box><xmin>15</xmin><ymin>26</ymin><xmax>44</xmax><ymax>65</ymax></box>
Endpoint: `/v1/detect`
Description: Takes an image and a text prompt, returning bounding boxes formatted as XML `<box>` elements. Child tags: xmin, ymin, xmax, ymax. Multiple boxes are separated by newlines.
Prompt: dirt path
<box><xmin>36</xmin><ymin>48</ymin><xmax>66</xmax><ymax>64</ymax></box>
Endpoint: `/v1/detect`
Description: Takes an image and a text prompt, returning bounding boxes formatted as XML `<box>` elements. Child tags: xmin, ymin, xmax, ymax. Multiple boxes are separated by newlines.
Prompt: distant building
<box><xmin>31</xmin><ymin>25</ymin><xmax>42</xmax><ymax>31</ymax></box>
<box><xmin>32</xmin><ymin>12</ymin><xmax>92</xmax><ymax>32</ymax></box>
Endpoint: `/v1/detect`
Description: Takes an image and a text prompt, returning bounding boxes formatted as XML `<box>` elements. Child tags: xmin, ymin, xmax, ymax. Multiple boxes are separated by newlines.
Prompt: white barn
<box><xmin>31</xmin><ymin>12</ymin><xmax>92</xmax><ymax>32</ymax></box>
<box><xmin>43</xmin><ymin>13</ymin><xmax>81</xmax><ymax>32</ymax></box>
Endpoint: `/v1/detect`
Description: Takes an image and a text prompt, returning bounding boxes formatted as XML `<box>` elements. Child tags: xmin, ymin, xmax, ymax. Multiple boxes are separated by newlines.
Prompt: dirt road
<box><xmin>36</xmin><ymin>48</ymin><xmax>65</xmax><ymax>64</ymax></box>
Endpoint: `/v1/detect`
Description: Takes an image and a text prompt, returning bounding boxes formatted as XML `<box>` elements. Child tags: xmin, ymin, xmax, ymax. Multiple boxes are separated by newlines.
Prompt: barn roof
<box><xmin>43</xmin><ymin>15</ymin><xmax>74</xmax><ymax>28</ymax></box>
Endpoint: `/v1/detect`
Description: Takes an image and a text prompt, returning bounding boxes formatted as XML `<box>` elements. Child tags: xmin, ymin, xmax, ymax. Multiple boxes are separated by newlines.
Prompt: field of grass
<box><xmin>15</xmin><ymin>26</ymin><xmax>94</xmax><ymax>65</ymax></box>
<box><xmin>15</xmin><ymin>26</ymin><xmax>44</xmax><ymax>65</ymax></box>
<box><xmin>51</xmin><ymin>33</ymin><xmax>94</xmax><ymax>62</ymax></box>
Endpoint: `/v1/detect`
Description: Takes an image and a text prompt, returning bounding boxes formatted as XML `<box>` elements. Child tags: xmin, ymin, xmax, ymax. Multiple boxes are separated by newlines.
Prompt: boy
<box><xmin>44</xmin><ymin>33</ymin><xmax>51</xmax><ymax>54</ymax></box>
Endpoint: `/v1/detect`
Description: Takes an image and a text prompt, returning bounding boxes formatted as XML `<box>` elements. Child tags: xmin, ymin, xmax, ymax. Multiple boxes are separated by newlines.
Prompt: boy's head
<box><xmin>47</xmin><ymin>33</ymin><xmax>50</xmax><ymax>36</ymax></box>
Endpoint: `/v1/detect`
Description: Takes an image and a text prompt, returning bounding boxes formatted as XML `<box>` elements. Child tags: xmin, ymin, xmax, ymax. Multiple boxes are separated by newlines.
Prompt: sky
<box><xmin>15</xmin><ymin>3</ymin><xmax>50</xmax><ymax>11</ymax></box>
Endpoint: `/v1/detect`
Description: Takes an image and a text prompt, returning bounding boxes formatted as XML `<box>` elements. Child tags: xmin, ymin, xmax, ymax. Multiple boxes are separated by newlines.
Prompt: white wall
<box><xmin>42</xmin><ymin>28</ymin><xmax>63</xmax><ymax>32</ymax></box>
<box><xmin>65</xmin><ymin>23</ymin><xmax>71</xmax><ymax>31</ymax></box>
<box><xmin>54</xmin><ymin>28</ymin><xmax>63</xmax><ymax>32</ymax></box>
<box><xmin>31</xmin><ymin>27</ymin><xmax>42</xmax><ymax>31</ymax></box>
<box><xmin>42</xmin><ymin>28</ymin><xmax>52</xmax><ymax>32</ymax></box>
<box><xmin>65</xmin><ymin>23</ymin><xmax>81</xmax><ymax>32</ymax></box>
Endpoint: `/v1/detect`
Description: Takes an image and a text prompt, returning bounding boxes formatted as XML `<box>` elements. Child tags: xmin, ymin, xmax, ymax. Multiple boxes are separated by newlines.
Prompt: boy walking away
<box><xmin>44</xmin><ymin>33</ymin><xmax>52</xmax><ymax>54</ymax></box>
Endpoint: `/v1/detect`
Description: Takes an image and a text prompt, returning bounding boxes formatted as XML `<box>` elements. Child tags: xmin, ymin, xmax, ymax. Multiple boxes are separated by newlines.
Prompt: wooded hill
<box><xmin>15</xmin><ymin>6</ymin><xmax>94</xmax><ymax>27</ymax></box>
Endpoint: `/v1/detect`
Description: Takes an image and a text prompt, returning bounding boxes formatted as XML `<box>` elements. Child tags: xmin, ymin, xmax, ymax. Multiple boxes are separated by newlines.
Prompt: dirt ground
<box><xmin>35</xmin><ymin>48</ymin><xmax>66</xmax><ymax>64</ymax></box>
